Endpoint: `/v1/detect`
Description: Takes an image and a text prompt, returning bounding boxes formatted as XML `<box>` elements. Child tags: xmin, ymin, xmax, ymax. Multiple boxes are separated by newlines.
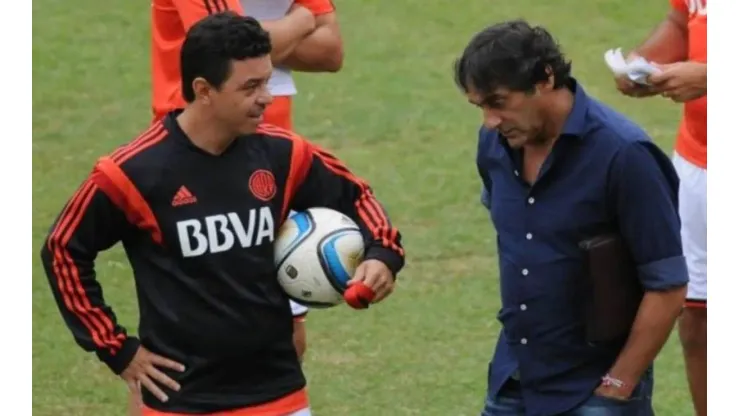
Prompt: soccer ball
<box><xmin>274</xmin><ymin>207</ymin><xmax>365</xmax><ymax>308</ymax></box>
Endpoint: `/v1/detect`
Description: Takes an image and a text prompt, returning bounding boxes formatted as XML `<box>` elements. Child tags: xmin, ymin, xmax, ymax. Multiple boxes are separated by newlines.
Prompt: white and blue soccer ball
<box><xmin>274</xmin><ymin>208</ymin><xmax>365</xmax><ymax>308</ymax></box>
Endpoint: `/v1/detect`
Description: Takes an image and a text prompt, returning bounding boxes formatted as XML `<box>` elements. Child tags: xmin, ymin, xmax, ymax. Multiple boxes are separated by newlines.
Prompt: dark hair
<box><xmin>181</xmin><ymin>12</ymin><xmax>272</xmax><ymax>102</ymax></box>
<box><xmin>454</xmin><ymin>19</ymin><xmax>571</xmax><ymax>95</ymax></box>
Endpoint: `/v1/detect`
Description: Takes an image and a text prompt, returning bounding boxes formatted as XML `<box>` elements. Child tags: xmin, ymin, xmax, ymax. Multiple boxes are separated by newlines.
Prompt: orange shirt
<box><xmin>293</xmin><ymin>0</ymin><xmax>335</xmax><ymax>16</ymax></box>
<box><xmin>670</xmin><ymin>0</ymin><xmax>707</xmax><ymax>168</ymax></box>
<box><xmin>150</xmin><ymin>0</ymin><xmax>336</xmax><ymax>122</ymax></box>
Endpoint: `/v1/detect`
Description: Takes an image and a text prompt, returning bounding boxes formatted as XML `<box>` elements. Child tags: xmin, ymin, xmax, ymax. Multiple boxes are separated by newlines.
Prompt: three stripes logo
<box><xmin>203</xmin><ymin>0</ymin><xmax>231</xmax><ymax>15</ymax></box>
<box><xmin>172</xmin><ymin>186</ymin><xmax>197</xmax><ymax>207</ymax></box>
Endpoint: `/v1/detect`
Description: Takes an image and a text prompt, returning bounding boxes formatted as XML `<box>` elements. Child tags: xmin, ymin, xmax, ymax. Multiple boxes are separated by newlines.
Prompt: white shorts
<box><xmin>673</xmin><ymin>153</ymin><xmax>707</xmax><ymax>304</ymax></box>
<box><xmin>288</xmin><ymin>408</ymin><xmax>312</xmax><ymax>416</ymax></box>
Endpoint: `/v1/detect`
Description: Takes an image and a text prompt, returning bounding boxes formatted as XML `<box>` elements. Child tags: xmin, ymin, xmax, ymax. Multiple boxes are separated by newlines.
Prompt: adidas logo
<box><xmin>172</xmin><ymin>186</ymin><xmax>197</xmax><ymax>207</ymax></box>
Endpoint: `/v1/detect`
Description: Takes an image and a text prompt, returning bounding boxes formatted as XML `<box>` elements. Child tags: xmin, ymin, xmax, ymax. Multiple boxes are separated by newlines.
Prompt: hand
<box><xmin>128</xmin><ymin>386</ymin><xmax>143</xmax><ymax>416</ymax></box>
<box><xmin>594</xmin><ymin>373</ymin><xmax>636</xmax><ymax>402</ymax></box>
<box><xmin>648</xmin><ymin>61</ymin><xmax>707</xmax><ymax>103</ymax></box>
<box><xmin>349</xmin><ymin>259</ymin><xmax>395</xmax><ymax>303</ymax></box>
<box><xmin>287</xmin><ymin>4</ymin><xmax>316</xmax><ymax>33</ymax></box>
<box><xmin>593</xmin><ymin>384</ymin><xmax>632</xmax><ymax>401</ymax></box>
<box><xmin>120</xmin><ymin>346</ymin><xmax>185</xmax><ymax>403</ymax></box>
<box><xmin>614</xmin><ymin>76</ymin><xmax>661</xmax><ymax>98</ymax></box>
<box><xmin>613</xmin><ymin>52</ymin><xmax>661</xmax><ymax>98</ymax></box>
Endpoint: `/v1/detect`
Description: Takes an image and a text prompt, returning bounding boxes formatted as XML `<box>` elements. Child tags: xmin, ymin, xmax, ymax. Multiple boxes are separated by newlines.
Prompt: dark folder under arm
<box><xmin>579</xmin><ymin>233</ymin><xmax>644</xmax><ymax>343</ymax></box>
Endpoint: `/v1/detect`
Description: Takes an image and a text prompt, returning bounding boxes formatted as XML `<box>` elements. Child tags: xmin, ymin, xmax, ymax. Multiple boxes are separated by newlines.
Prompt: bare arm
<box><xmin>631</xmin><ymin>9</ymin><xmax>689</xmax><ymax>64</ymax></box>
<box><xmin>259</xmin><ymin>6</ymin><xmax>316</xmax><ymax>64</ymax></box>
<box><xmin>606</xmin><ymin>287</ymin><xmax>686</xmax><ymax>385</ymax></box>
<box><xmin>281</xmin><ymin>12</ymin><xmax>343</xmax><ymax>72</ymax></box>
<box><xmin>174</xmin><ymin>0</ymin><xmax>315</xmax><ymax>65</ymax></box>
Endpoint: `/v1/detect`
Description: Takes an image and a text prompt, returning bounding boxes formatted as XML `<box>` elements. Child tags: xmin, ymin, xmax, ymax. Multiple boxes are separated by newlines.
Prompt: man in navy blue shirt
<box><xmin>454</xmin><ymin>20</ymin><xmax>689</xmax><ymax>416</ymax></box>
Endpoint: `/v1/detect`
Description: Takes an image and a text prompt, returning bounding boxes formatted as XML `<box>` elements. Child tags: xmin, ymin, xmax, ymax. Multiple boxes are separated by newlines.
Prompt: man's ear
<box><xmin>536</xmin><ymin>65</ymin><xmax>555</xmax><ymax>94</ymax></box>
<box><xmin>192</xmin><ymin>77</ymin><xmax>214</xmax><ymax>104</ymax></box>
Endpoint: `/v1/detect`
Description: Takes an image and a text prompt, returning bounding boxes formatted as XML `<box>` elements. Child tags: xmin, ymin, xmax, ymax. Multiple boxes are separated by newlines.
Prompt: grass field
<box><xmin>32</xmin><ymin>0</ymin><xmax>693</xmax><ymax>414</ymax></box>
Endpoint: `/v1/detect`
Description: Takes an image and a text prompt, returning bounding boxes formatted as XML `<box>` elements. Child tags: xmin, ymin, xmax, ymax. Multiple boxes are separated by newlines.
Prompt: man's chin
<box><xmin>237</xmin><ymin>117</ymin><xmax>261</xmax><ymax>135</ymax></box>
<box><xmin>505</xmin><ymin>134</ymin><xmax>528</xmax><ymax>149</ymax></box>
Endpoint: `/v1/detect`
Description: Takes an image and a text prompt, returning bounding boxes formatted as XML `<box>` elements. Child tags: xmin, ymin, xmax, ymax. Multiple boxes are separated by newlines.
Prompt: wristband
<box><xmin>601</xmin><ymin>374</ymin><xmax>630</xmax><ymax>391</ymax></box>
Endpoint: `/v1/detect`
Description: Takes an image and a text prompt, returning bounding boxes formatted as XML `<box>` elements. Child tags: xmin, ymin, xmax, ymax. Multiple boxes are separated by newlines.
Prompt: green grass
<box><xmin>32</xmin><ymin>0</ymin><xmax>692</xmax><ymax>414</ymax></box>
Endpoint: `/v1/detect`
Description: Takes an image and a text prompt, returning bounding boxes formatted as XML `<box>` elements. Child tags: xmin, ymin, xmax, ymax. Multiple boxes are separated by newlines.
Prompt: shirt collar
<box><xmin>561</xmin><ymin>77</ymin><xmax>589</xmax><ymax>138</ymax></box>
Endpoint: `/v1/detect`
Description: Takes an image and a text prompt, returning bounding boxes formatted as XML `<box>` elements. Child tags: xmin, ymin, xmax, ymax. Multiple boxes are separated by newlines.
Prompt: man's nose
<box><xmin>483</xmin><ymin>110</ymin><xmax>503</xmax><ymax>130</ymax></box>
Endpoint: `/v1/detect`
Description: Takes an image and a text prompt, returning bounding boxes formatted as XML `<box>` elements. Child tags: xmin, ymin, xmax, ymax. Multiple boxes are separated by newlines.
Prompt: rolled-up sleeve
<box><xmin>636</xmin><ymin>255</ymin><xmax>688</xmax><ymax>290</ymax></box>
<box><xmin>608</xmin><ymin>140</ymin><xmax>689</xmax><ymax>291</ymax></box>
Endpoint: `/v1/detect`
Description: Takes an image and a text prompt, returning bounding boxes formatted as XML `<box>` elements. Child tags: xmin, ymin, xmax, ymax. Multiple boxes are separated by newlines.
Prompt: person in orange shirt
<box><xmin>151</xmin><ymin>0</ymin><xmax>342</xmax><ymax>129</ymax></box>
<box><xmin>239</xmin><ymin>0</ymin><xmax>342</xmax><ymax>132</ymax></box>
<box><xmin>614</xmin><ymin>1</ymin><xmax>707</xmax><ymax>415</ymax></box>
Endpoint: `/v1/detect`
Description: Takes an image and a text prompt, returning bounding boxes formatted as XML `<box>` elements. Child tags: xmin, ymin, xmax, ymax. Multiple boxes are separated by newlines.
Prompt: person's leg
<box><xmin>673</xmin><ymin>153</ymin><xmax>707</xmax><ymax>416</ymax></box>
<box><xmin>290</xmin><ymin>300</ymin><xmax>309</xmax><ymax>360</ymax></box>
<box><xmin>680</xmin><ymin>307</ymin><xmax>706</xmax><ymax>416</ymax></box>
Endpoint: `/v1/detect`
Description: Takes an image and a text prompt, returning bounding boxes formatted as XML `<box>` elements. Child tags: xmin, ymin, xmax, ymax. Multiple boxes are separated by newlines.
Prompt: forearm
<box><xmin>281</xmin><ymin>25</ymin><xmax>343</xmax><ymax>72</ymax></box>
<box><xmin>261</xmin><ymin>19</ymin><xmax>313</xmax><ymax>64</ymax></box>
<box><xmin>608</xmin><ymin>286</ymin><xmax>687</xmax><ymax>384</ymax></box>
<box><xmin>632</xmin><ymin>15</ymin><xmax>688</xmax><ymax>64</ymax></box>
<box><xmin>41</xmin><ymin>239</ymin><xmax>139</xmax><ymax>373</ymax></box>
<box><xmin>354</xmin><ymin>198</ymin><xmax>405</xmax><ymax>276</ymax></box>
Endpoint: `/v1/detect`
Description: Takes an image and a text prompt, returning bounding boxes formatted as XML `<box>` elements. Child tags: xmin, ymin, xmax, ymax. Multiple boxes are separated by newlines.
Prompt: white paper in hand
<box><xmin>604</xmin><ymin>48</ymin><xmax>660</xmax><ymax>85</ymax></box>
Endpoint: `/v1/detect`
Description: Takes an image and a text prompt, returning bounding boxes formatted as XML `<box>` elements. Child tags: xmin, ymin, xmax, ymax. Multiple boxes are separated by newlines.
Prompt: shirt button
<box><xmin>521</xmin><ymin>269</ymin><xmax>529</xmax><ymax>276</ymax></box>
<box><xmin>520</xmin><ymin>304</ymin><xmax>527</xmax><ymax>311</ymax></box>
<box><xmin>526</xmin><ymin>233</ymin><xmax>532</xmax><ymax>240</ymax></box>
<box><xmin>521</xmin><ymin>338</ymin><xmax>528</xmax><ymax>345</ymax></box>
<box><xmin>514</xmin><ymin>170</ymin><xmax>520</xmax><ymax>176</ymax></box>
<box><xmin>528</xmin><ymin>197</ymin><xmax>535</xmax><ymax>205</ymax></box>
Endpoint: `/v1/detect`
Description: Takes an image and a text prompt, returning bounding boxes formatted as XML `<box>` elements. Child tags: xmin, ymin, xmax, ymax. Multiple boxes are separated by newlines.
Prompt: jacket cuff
<box><xmin>364</xmin><ymin>246</ymin><xmax>405</xmax><ymax>278</ymax></box>
<box><xmin>96</xmin><ymin>336</ymin><xmax>140</xmax><ymax>375</ymax></box>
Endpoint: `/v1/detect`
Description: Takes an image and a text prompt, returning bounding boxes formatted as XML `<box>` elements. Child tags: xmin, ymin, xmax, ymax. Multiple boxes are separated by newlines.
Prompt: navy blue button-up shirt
<box><xmin>477</xmin><ymin>78</ymin><xmax>689</xmax><ymax>416</ymax></box>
